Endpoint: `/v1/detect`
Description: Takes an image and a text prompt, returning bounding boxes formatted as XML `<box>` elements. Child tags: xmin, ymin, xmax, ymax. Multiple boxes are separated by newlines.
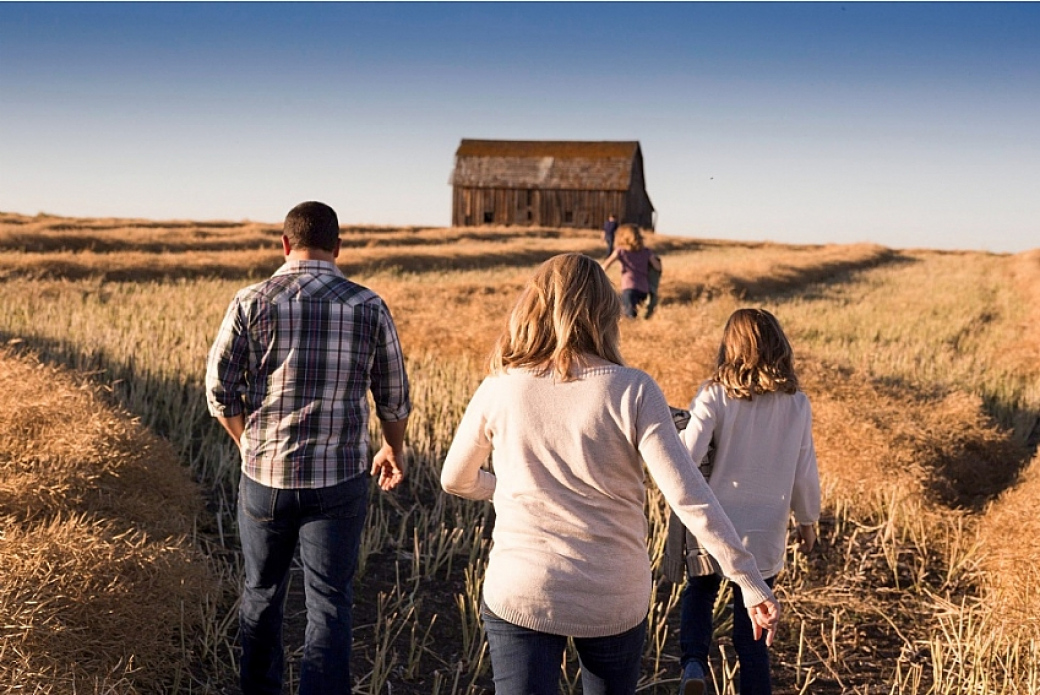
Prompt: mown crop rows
<box><xmin>0</xmin><ymin>212</ymin><xmax>1037</xmax><ymax>693</ymax></box>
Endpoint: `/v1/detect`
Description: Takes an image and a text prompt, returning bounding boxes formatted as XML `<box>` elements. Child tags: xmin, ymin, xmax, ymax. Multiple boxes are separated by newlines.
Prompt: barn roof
<box><xmin>452</xmin><ymin>139</ymin><xmax>641</xmax><ymax>191</ymax></box>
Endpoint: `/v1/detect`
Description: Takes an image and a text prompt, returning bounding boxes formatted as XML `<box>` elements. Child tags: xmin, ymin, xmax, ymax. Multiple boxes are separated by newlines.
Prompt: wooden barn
<box><xmin>450</xmin><ymin>139</ymin><xmax>655</xmax><ymax>231</ymax></box>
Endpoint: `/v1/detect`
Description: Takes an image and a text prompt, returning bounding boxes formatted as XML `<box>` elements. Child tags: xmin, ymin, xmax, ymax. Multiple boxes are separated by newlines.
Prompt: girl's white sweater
<box><xmin>682</xmin><ymin>382</ymin><xmax>821</xmax><ymax>578</ymax></box>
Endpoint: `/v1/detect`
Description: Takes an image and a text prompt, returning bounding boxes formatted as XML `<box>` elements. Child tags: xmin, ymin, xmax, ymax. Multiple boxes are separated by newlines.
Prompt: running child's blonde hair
<box><xmin>614</xmin><ymin>224</ymin><xmax>645</xmax><ymax>252</ymax></box>
<box><xmin>490</xmin><ymin>253</ymin><xmax>624</xmax><ymax>381</ymax></box>
<box><xmin>713</xmin><ymin>308</ymin><xmax>799</xmax><ymax>400</ymax></box>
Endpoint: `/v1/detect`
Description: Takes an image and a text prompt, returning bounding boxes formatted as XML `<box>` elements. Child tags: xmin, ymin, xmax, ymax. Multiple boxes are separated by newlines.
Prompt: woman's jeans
<box><xmin>482</xmin><ymin>608</ymin><xmax>646</xmax><ymax>695</ymax></box>
<box><xmin>680</xmin><ymin>573</ymin><xmax>776</xmax><ymax>695</ymax></box>
<box><xmin>621</xmin><ymin>289</ymin><xmax>648</xmax><ymax>318</ymax></box>
<box><xmin>237</xmin><ymin>473</ymin><xmax>369</xmax><ymax>695</ymax></box>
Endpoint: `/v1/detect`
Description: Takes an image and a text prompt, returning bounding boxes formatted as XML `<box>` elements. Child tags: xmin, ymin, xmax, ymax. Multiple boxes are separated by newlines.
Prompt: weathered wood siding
<box><xmin>451</xmin><ymin>140</ymin><xmax>655</xmax><ymax>231</ymax></box>
<box><xmin>452</xmin><ymin>187</ymin><xmax>628</xmax><ymax>228</ymax></box>
<box><xmin>624</xmin><ymin>150</ymin><xmax>655</xmax><ymax>229</ymax></box>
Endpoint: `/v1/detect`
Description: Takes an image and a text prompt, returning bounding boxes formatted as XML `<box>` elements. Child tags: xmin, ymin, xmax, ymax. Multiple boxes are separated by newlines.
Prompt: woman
<box><xmin>440</xmin><ymin>253</ymin><xmax>779</xmax><ymax>695</ymax></box>
<box><xmin>603</xmin><ymin>223</ymin><xmax>661</xmax><ymax>318</ymax></box>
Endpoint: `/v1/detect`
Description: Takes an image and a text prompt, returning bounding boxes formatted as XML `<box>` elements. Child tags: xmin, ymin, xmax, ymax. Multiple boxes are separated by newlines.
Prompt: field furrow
<box><xmin>2</xmin><ymin>212</ymin><xmax>1037</xmax><ymax>693</ymax></box>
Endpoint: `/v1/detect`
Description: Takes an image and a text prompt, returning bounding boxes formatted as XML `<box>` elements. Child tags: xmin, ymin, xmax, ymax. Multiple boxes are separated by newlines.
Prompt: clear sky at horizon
<box><xmin>2</xmin><ymin>2</ymin><xmax>1038</xmax><ymax>253</ymax></box>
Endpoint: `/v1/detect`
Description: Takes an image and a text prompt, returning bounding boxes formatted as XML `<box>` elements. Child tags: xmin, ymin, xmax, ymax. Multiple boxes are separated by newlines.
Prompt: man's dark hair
<box><xmin>284</xmin><ymin>201</ymin><xmax>340</xmax><ymax>252</ymax></box>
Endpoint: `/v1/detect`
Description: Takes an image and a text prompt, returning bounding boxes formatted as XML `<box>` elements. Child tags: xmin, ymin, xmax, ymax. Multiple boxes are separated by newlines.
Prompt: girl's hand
<box><xmin>749</xmin><ymin>599</ymin><xmax>780</xmax><ymax>646</ymax></box>
<box><xmin>797</xmin><ymin>524</ymin><xmax>817</xmax><ymax>554</ymax></box>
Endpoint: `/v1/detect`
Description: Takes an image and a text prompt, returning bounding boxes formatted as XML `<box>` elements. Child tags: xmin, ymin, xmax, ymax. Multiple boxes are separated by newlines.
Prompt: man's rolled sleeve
<box><xmin>369</xmin><ymin>303</ymin><xmax>411</xmax><ymax>422</ymax></box>
<box><xmin>205</xmin><ymin>296</ymin><xmax>250</xmax><ymax>418</ymax></box>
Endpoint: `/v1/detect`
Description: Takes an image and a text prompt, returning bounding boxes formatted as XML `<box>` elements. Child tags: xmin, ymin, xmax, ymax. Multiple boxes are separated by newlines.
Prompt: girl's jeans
<box><xmin>237</xmin><ymin>473</ymin><xmax>369</xmax><ymax>695</ymax></box>
<box><xmin>621</xmin><ymin>289</ymin><xmax>648</xmax><ymax>318</ymax></box>
<box><xmin>680</xmin><ymin>573</ymin><xmax>777</xmax><ymax>695</ymax></box>
<box><xmin>481</xmin><ymin>608</ymin><xmax>646</xmax><ymax>695</ymax></box>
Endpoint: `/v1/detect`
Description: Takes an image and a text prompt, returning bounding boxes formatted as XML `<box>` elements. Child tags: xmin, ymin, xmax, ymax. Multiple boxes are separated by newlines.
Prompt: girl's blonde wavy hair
<box><xmin>614</xmin><ymin>223</ymin><xmax>645</xmax><ymax>252</ymax></box>
<box><xmin>713</xmin><ymin>308</ymin><xmax>799</xmax><ymax>400</ymax></box>
<box><xmin>490</xmin><ymin>253</ymin><xmax>624</xmax><ymax>381</ymax></box>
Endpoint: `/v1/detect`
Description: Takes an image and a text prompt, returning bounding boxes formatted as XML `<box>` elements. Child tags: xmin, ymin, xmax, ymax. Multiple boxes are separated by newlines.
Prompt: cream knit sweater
<box><xmin>441</xmin><ymin>362</ymin><xmax>775</xmax><ymax>638</ymax></box>
<box><xmin>682</xmin><ymin>382</ymin><xmax>821</xmax><ymax>578</ymax></box>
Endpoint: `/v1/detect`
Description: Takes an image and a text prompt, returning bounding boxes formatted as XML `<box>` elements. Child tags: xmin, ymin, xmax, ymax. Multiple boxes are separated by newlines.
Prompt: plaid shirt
<box><xmin>206</xmin><ymin>260</ymin><xmax>411</xmax><ymax>489</ymax></box>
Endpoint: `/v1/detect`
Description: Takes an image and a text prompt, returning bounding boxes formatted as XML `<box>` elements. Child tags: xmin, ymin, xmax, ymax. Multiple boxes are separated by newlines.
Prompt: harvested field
<box><xmin>0</xmin><ymin>211</ymin><xmax>1037</xmax><ymax>693</ymax></box>
<box><xmin>0</xmin><ymin>347</ymin><xmax>226</xmax><ymax>692</ymax></box>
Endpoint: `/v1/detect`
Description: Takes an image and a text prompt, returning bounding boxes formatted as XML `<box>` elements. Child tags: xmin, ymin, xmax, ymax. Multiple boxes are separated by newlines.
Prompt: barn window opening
<box><xmin>484</xmin><ymin>211</ymin><xmax>494</xmax><ymax>224</ymax></box>
<box><xmin>563</xmin><ymin>210</ymin><xmax>573</xmax><ymax>224</ymax></box>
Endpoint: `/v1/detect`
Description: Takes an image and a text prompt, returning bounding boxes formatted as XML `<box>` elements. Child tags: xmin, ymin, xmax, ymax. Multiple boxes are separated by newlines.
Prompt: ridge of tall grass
<box><xmin>0</xmin><ymin>348</ymin><xmax>228</xmax><ymax>692</ymax></box>
<box><xmin>973</xmin><ymin>249</ymin><xmax>1040</xmax><ymax>665</ymax></box>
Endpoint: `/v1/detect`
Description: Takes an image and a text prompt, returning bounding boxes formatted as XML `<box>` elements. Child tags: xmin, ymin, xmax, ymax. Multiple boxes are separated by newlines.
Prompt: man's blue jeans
<box><xmin>679</xmin><ymin>573</ymin><xmax>776</xmax><ymax>695</ymax></box>
<box><xmin>237</xmin><ymin>473</ymin><xmax>369</xmax><ymax>695</ymax></box>
<box><xmin>481</xmin><ymin>607</ymin><xmax>646</xmax><ymax>695</ymax></box>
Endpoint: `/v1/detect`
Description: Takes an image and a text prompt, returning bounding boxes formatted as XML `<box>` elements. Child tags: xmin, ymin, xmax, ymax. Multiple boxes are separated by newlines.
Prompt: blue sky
<box><xmin>2</xmin><ymin>2</ymin><xmax>1038</xmax><ymax>252</ymax></box>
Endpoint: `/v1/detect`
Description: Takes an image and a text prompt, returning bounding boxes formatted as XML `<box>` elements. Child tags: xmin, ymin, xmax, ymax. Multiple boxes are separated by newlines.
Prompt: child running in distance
<box><xmin>602</xmin><ymin>224</ymin><xmax>661</xmax><ymax>319</ymax></box>
<box><xmin>676</xmin><ymin>308</ymin><xmax>821</xmax><ymax>695</ymax></box>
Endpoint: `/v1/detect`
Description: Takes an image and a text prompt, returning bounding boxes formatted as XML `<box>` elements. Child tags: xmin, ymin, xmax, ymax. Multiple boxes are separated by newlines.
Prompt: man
<box><xmin>602</xmin><ymin>214</ymin><xmax>618</xmax><ymax>256</ymax></box>
<box><xmin>206</xmin><ymin>201</ymin><xmax>411</xmax><ymax>694</ymax></box>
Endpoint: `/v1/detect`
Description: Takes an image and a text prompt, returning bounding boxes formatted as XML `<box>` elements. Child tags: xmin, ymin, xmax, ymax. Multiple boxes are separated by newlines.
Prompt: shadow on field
<box><xmin>866</xmin><ymin>374</ymin><xmax>1038</xmax><ymax>512</ymax></box>
<box><xmin>734</xmin><ymin>249</ymin><xmax>914</xmax><ymax>299</ymax></box>
<box><xmin>0</xmin><ymin>225</ymin><xmax>503</xmax><ymax>254</ymax></box>
<box><xmin>0</xmin><ymin>259</ymin><xmax>283</xmax><ymax>283</ymax></box>
<box><xmin>660</xmin><ymin>248</ymin><xmax>913</xmax><ymax>307</ymax></box>
<box><xmin>0</xmin><ymin>232</ymin><xmax>280</xmax><ymax>254</ymax></box>
<box><xmin>0</xmin><ymin>245</ymin><xmax>597</xmax><ymax>282</ymax></box>
<box><xmin>0</xmin><ymin>329</ymin><xmax>498</xmax><ymax>694</ymax></box>
<box><xmin>1</xmin><ymin>248</ymin><xmax>586</xmax><ymax>282</ymax></box>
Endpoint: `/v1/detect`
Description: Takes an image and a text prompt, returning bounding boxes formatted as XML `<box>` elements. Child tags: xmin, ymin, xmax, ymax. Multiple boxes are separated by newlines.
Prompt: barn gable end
<box><xmin>450</xmin><ymin>139</ymin><xmax>655</xmax><ymax>230</ymax></box>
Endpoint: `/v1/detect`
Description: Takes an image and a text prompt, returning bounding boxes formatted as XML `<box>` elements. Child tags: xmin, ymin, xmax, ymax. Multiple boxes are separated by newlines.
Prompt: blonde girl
<box><xmin>676</xmin><ymin>308</ymin><xmax>821</xmax><ymax>695</ymax></box>
<box><xmin>441</xmin><ymin>254</ymin><xmax>779</xmax><ymax>695</ymax></box>
<box><xmin>603</xmin><ymin>224</ymin><xmax>661</xmax><ymax>318</ymax></box>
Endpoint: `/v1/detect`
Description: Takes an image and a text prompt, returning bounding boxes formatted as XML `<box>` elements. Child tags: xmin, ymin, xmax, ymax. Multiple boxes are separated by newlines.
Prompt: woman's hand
<box><xmin>797</xmin><ymin>524</ymin><xmax>817</xmax><ymax>554</ymax></box>
<box><xmin>748</xmin><ymin>598</ymin><xmax>780</xmax><ymax>646</ymax></box>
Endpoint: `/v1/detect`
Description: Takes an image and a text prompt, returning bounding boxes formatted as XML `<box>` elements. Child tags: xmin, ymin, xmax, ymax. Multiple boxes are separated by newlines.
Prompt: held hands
<box><xmin>746</xmin><ymin>524</ymin><xmax>811</xmax><ymax>647</ymax></box>
<box><xmin>748</xmin><ymin>598</ymin><xmax>781</xmax><ymax>646</ymax></box>
<box><xmin>370</xmin><ymin>443</ymin><xmax>405</xmax><ymax>491</ymax></box>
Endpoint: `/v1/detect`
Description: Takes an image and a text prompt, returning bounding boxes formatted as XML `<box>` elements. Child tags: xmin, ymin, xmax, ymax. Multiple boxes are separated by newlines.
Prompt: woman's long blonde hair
<box><xmin>490</xmin><ymin>253</ymin><xmax>624</xmax><ymax>380</ymax></box>
<box><xmin>614</xmin><ymin>224</ymin><xmax>645</xmax><ymax>252</ymax></box>
<box><xmin>713</xmin><ymin>308</ymin><xmax>799</xmax><ymax>399</ymax></box>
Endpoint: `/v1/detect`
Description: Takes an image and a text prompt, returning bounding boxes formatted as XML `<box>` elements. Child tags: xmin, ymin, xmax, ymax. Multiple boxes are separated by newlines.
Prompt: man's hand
<box><xmin>372</xmin><ymin>417</ymin><xmax>408</xmax><ymax>491</ymax></box>
<box><xmin>748</xmin><ymin>598</ymin><xmax>781</xmax><ymax>646</ymax></box>
<box><xmin>797</xmin><ymin>524</ymin><xmax>817</xmax><ymax>554</ymax></box>
<box><xmin>216</xmin><ymin>414</ymin><xmax>245</xmax><ymax>448</ymax></box>
<box><xmin>370</xmin><ymin>443</ymin><xmax>405</xmax><ymax>490</ymax></box>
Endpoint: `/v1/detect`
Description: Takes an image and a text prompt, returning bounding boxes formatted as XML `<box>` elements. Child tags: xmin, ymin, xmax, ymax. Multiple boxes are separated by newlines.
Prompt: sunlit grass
<box><xmin>1</xmin><ymin>212</ymin><xmax>1038</xmax><ymax>692</ymax></box>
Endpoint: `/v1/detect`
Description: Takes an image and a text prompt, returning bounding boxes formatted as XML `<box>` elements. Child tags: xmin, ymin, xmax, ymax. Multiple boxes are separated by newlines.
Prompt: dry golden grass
<box><xmin>1</xmin><ymin>211</ymin><xmax>1038</xmax><ymax>693</ymax></box>
<box><xmin>0</xmin><ymin>347</ymin><xmax>226</xmax><ymax>692</ymax></box>
<box><xmin>604</xmin><ymin>245</ymin><xmax>1040</xmax><ymax>691</ymax></box>
<box><xmin>975</xmin><ymin>249</ymin><xmax>1040</xmax><ymax>644</ymax></box>
<box><xmin>380</xmin><ymin>241</ymin><xmax>897</xmax><ymax>391</ymax></box>
<box><xmin>1005</xmin><ymin>250</ymin><xmax>1040</xmax><ymax>414</ymax></box>
<box><xmin>0</xmin><ymin>213</ymin><xmax>277</xmax><ymax>253</ymax></box>
<box><xmin>643</xmin><ymin>242</ymin><xmax>895</xmax><ymax>304</ymax></box>
<box><xmin>980</xmin><ymin>449</ymin><xmax>1040</xmax><ymax>622</ymax></box>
